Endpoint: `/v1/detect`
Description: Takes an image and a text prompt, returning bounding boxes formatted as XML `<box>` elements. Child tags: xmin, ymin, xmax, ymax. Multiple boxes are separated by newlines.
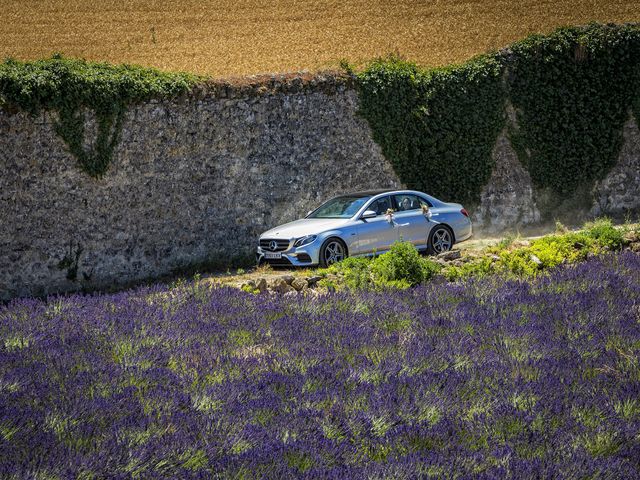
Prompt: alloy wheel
<box><xmin>324</xmin><ymin>240</ymin><xmax>345</xmax><ymax>265</ymax></box>
<box><xmin>432</xmin><ymin>228</ymin><xmax>452</xmax><ymax>254</ymax></box>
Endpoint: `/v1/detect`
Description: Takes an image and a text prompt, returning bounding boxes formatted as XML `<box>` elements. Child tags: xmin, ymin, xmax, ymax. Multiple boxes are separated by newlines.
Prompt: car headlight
<box><xmin>294</xmin><ymin>235</ymin><xmax>317</xmax><ymax>247</ymax></box>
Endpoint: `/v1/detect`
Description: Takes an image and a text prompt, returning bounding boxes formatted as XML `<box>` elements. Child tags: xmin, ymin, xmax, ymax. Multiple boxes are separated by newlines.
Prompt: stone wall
<box><xmin>472</xmin><ymin>128</ymin><xmax>540</xmax><ymax>233</ymax></box>
<box><xmin>2</xmin><ymin>74</ymin><xmax>639</xmax><ymax>300</ymax></box>
<box><xmin>0</xmin><ymin>74</ymin><xmax>400</xmax><ymax>300</ymax></box>
<box><xmin>474</xmin><ymin>108</ymin><xmax>640</xmax><ymax>234</ymax></box>
<box><xmin>591</xmin><ymin>113</ymin><xmax>640</xmax><ymax>218</ymax></box>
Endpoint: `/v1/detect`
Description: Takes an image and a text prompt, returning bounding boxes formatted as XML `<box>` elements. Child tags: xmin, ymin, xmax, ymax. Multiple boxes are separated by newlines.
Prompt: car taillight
<box><xmin>460</xmin><ymin>208</ymin><xmax>469</xmax><ymax>218</ymax></box>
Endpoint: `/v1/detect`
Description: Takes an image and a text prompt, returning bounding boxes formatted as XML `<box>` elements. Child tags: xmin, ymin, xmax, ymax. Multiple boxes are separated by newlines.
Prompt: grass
<box><xmin>0</xmin><ymin>1</ymin><xmax>636</xmax><ymax>77</ymax></box>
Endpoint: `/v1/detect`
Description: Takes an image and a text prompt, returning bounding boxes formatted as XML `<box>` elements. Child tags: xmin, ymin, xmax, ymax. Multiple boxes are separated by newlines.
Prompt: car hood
<box><xmin>260</xmin><ymin>218</ymin><xmax>349</xmax><ymax>239</ymax></box>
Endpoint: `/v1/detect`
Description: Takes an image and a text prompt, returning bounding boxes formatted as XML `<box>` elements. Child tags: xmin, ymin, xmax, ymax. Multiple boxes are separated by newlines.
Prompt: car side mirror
<box><xmin>361</xmin><ymin>210</ymin><xmax>377</xmax><ymax>220</ymax></box>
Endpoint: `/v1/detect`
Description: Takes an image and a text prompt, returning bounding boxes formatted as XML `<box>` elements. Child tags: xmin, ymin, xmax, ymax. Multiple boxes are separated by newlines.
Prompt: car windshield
<box><xmin>307</xmin><ymin>195</ymin><xmax>371</xmax><ymax>218</ymax></box>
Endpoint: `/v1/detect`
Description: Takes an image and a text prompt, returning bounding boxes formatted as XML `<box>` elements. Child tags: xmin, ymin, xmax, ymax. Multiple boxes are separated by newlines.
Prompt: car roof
<box><xmin>343</xmin><ymin>189</ymin><xmax>397</xmax><ymax>197</ymax></box>
<box><xmin>331</xmin><ymin>189</ymin><xmax>442</xmax><ymax>206</ymax></box>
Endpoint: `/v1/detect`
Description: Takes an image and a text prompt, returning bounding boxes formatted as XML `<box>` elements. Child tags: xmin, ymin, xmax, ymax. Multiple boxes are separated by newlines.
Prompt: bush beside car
<box><xmin>320</xmin><ymin>219</ymin><xmax>634</xmax><ymax>290</ymax></box>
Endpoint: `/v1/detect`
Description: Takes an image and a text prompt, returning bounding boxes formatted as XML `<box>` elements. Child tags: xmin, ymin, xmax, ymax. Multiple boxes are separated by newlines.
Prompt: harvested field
<box><xmin>0</xmin><ymin>0</ymin><xmax>637</xmax><ymax>77</ymax></box>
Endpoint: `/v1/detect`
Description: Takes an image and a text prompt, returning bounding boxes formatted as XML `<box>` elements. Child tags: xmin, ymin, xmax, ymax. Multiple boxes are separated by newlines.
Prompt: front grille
<box><xmin>259</xmin><ymin>238</ymin><xmax>290</xmax><ymax>252</ymax></box>
<box><xmin>266</xmin><ymin>257</ymin><xmax>293</xmax><ymax>267</ymax></box>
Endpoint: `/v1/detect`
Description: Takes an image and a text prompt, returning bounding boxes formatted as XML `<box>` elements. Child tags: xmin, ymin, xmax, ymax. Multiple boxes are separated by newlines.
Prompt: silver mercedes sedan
<box><xmin>257</xmin><ymin>189</ymin><xmax>472</xmax><ymax>267</ymax></box>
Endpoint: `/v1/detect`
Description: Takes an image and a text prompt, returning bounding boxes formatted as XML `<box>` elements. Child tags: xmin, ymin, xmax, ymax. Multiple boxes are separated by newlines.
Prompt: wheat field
<box><xmin>0</xmin><ymin>0</ymin><xmax>637</xmax><ymax>77</ymax></box>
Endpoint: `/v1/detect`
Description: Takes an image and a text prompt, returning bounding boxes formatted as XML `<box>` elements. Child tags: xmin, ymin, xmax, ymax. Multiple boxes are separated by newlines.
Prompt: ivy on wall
<box><xmin>1</xmin><ymin>23</ymin><xmax>639</xmax><ymax>200</ymax></box>
<box><xmin>0</xmin><ymin>54</ymin><xmax>196</xmax><ymax>177</ymax></box>
<box><xmin>507</xmin><ymin>23</ymin><xmax>640</xmax><ymax>197</ymax></box>
<box><xmin>632</xmin><ymin>54</ymin><xmax>640</xmax><ymax>123</ymax></box>
<box><xmin>357</xmin><ymin>55</ymin><xmax>506</xmax><ymax>207</ymax></box>
<box><xmin>356</xmin><ymin>23</ymin><xmax>640</xmax><ymax>207</ymax></box>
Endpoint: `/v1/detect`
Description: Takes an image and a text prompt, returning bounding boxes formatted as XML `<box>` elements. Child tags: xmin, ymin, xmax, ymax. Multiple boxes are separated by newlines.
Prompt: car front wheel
<box><xmin>429</xmin><ymin>225</ymin><xmax>453</xmax><ymax>254</ymax></box>
<box><xmin>320</xmin><ymin>238</ymin><xmax>347</xmax><ymax>267</ymax></box>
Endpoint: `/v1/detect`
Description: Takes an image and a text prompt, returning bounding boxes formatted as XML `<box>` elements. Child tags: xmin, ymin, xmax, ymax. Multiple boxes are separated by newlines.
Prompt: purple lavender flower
<box><xmin>0</xmin><ymin>253</ymin><xmax>639</xmax><ymax>478</ymax></box>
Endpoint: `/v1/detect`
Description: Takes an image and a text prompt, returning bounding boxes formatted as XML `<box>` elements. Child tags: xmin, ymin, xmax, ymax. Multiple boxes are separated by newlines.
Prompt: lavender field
<box><xmin>2</xmin><ymin>252</ymin><xmax>640</xmax><ymax>479</ymax></box>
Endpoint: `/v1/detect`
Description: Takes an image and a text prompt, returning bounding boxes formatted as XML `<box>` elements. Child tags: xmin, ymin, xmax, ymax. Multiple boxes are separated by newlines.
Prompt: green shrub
<box><xmin>487</xmin><ymin>233</ymin><xmax>518</xmax><ymax>253</ymax></box>
<box><xmin>477</xmin><ymin>221</ymin><xmax>626</xmax><ymax>278</ymax></box>
<box><xmin>320</xmin><ymin>219</ymin><xmax>628</xmax><ymax>288</ymax></box>
<box><xmin>444</xmin><ymin>256</ymin><xmax>495</xmax><ymax>281</ymax></box>
<box><xmin>584</xmin><ymin>218</ymin><xmax>625</xmax><ymax>250</ymax></box>
<box><xmin>371</xmin><ymin>241</ymin><xmax>441</xmax><ymax>287</ymax></box>
<box><xmin>240</xmin><ymin>284</ymin><xmax>259</xmax><ymax>294</ymax></box>
<box><xmin>324</xmin><ymin>256</ymin><xmax>374</xmax><ymax>290</ymax></box>
<box><xmin>531</xmin><ymin>233</ymin><xmax>594</xmax><ymax>265</ymax></box>
<box><xmin>496</xmin><ymin>231</ymin><xmax>596</xmax><ymax>276</ymax></box>
<box><xmin>320</xmin><ymin>242</ymin><xmax>441</xmax><ymax>290</ymax></box>
<box><xmin>447</xmin><ymin>220</ymin><xmax>625</xmax><ymax>280</ymax></box>
<box><xmin>498</xmin><ymin>248</ymin><xmax>542</xmax><ymax>277</ymax></box>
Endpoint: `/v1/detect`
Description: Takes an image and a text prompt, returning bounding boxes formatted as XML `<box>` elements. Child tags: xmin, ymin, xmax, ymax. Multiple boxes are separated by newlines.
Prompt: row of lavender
<box><xmin>1</xmin><ymin>252</ymin><xmax>640</xmax><ymax>478</ymax></box>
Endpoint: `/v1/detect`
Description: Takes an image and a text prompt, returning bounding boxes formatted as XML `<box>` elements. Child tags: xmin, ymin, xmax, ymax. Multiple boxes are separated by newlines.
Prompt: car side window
<box><xmin>368</xmin><ymin>196</ymin><xmax>392</xmax><ymax>216</ymax></box>
<box><xmin>393</xmin><ymin>194</ymin><xmax>426</xmax><ymax>212</ymax></box>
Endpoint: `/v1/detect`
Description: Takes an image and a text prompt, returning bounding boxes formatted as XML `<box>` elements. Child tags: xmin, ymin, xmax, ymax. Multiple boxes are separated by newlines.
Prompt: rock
<box><xmin>269</xmin><ymin>277</ymin><xmax>289</xmax><ymax>293</ymax></box>
<box><xmin>280</xmin><ymin>275</ymin><xmax>295</xmax><ymax>285</ymax></box>
<box><xmin>268</xmin><ymin>278</ymin><xmax>297</xmax><ymax>295</ymax></box>
<box><xmin>530</xmin><ymin>254</ymin><xmax>543</xmax><ymax>267</ymax></box>
<box><xmin>306</xmin><ymin>288</ymin><xmax>322</xmax><ymax>298</ymax></box>
<box><xmin>283</xmin><ymin>290</ymin><xmax>298</xmax><ymax>297</ymax></box>
<box><xmin>255</xmin><ymin>278</ymin><xmax>267</xmax><ymax>293</ymax></box>
<box><xmin>437</xmin><ymin>249</ymin><xmax>461</xmax><ymax>261</ymax></box>
<box><xmin>306</xmin><ymin>275</ymin><xmax>322</xmax><ymax>287</ymax></box>
<box><xmin>291</xmin><ymin>278</ymin><xmax>308</xmax><ymax>291</ymax></box>
<box><xmin>325</xmin><ymin>274</ymin><xmax>339</xmax><ymax>283</ymax></box>
<box><xmin>623</xmin><ymin>231</ymin><xmax>640</xmax><ymax>244</ymax></box>
<box><xmin>591</xmin><ymin>116</ymin><xmax>640</xmax><ymax>218</ymax></box>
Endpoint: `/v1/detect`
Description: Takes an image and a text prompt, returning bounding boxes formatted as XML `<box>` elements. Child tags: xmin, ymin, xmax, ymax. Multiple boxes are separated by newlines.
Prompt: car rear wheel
<box><xmin>320</xmin><ymin>238</ymin><xmax>347</xmax><ymax>267</ymax></box>
<box><xmin>429</xmin><ymin>225</ymin><xmax>453</xmax><ymax>255</ymax></box>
